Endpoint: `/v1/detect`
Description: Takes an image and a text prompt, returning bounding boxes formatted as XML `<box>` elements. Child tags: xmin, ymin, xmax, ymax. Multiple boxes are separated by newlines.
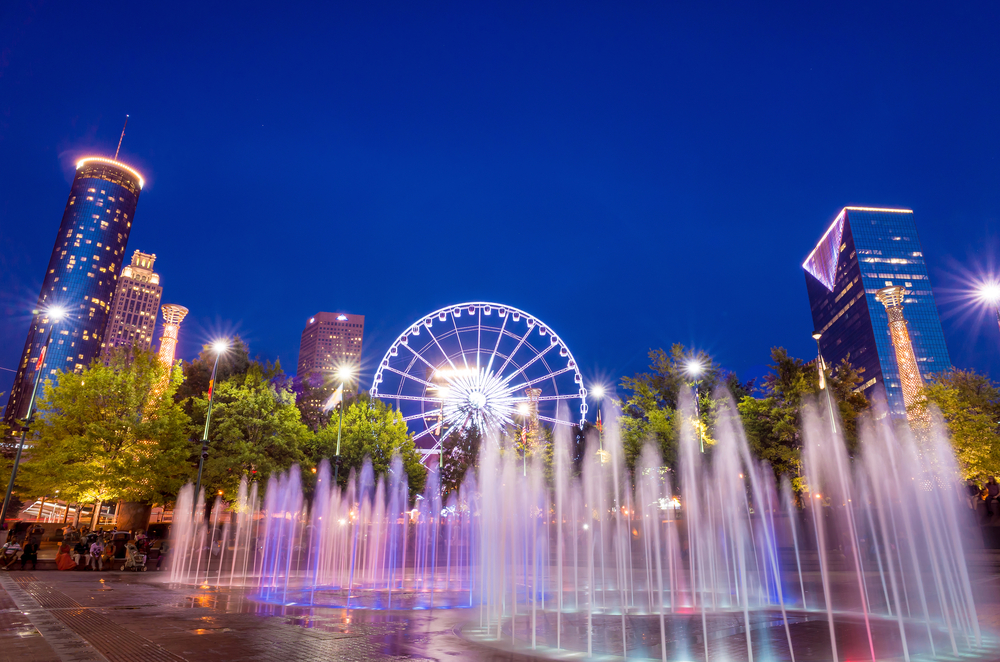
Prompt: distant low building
<box><xmin>803</xmin><ymin>206</ymin><xmax>951</xmax><ymax>418</ymax></box>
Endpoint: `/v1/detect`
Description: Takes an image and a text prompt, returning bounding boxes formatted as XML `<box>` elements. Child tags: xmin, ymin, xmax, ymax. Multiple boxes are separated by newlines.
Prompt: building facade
<box><xmin>101</xmin><ymin>250</ymin><xmax>162</xmax><ymax>356</ymax></box>
<box><xmin>803</xmin><ymin>206</ymin><xmax>951</xmax><ymax>418</ymax></box>
<box><xmin>296</xmin><ymin>312</ymin><xmax>365</xmax><ymax>428</ymax></box>
<box><xmin>4</xmin><ymin>157</ymin><xmax>143</xmax><ymax>427</ymax></box>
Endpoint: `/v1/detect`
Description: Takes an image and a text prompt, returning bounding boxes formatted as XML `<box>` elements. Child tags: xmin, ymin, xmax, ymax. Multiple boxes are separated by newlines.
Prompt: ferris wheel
<box><xmin>371</xmin><ymin>302</ymin><xmax>588</xmax><ymax>454</ymax></box>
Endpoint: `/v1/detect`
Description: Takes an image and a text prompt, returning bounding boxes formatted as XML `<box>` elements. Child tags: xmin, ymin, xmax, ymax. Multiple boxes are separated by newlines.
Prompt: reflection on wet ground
<box><xmin>4</xmin><ymin>572</ymin><xmax>1000</xmax><ymax>661</ymax></box>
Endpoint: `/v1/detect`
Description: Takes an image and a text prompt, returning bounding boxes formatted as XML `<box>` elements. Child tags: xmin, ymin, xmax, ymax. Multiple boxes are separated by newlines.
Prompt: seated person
<box><xmin>1</xmin><ymin>539</ymin><xmax>21</xmax><ymax>570</ymax></box>
<box><xmin>89</xmin><ymin>539</ymin><xmax>105</xmax><ymax>571</ymax></box>
<box><xmin>72</xmin><ymin>540</ymin><xmax>90</xmax><ymax>567</ymax></box>
<box><xmin>55</xmin><ymin>542</ymin><xmax>77</xmax><ymax>571</ymax></box>
<box><xmin>20</xmin><ymin>541</ymin><xmax>38</xmax><ymax>571</ymax></box>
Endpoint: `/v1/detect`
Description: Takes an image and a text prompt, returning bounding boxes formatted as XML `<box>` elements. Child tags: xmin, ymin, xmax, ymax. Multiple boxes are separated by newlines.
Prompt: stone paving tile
<box><xmin>3</xmin><ymin>567</ymin><xmax>1000</xmax><ymax>662</ymax></box>
<box><xmin>0</xmin><ymin>574</ymin><xmax>106</xmax><ymax>662</ymax></box>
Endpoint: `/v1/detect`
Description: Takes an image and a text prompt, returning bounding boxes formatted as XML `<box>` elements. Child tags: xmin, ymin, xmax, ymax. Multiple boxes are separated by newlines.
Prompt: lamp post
<box><xmin>684</xmin><ymin>359</ymin><xmax>706</xmax><ymax>453</ymax></box>
<box><xmin>1</xmin><ymin>306</ymin><xmax>66</xmax><ymax>528</ymax></box>
<box><xmin>333</xmin><ymin>366</ymin><xmax>353</xmax><ymax>486</ymax></box>
<box><xmin>812</xmin><ymin>331</ymin><xmax>838</xmax><ymax>435</ymax></box>
<box><xmin>193</xmin><ymin>339</ymin><xmax>229</xmax><ymax>508</ymax></box>
<box><xmin>589</xmin><ymin>385</ymin><xmax>607</xmax><ymax>460</ymax></box>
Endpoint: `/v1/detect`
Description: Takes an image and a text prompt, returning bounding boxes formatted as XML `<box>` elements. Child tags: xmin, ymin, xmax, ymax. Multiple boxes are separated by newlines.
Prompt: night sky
<box><xmin>2</xmin><ymin>2</ymin><xmax>999</xmax><ymax>404</ymax></box>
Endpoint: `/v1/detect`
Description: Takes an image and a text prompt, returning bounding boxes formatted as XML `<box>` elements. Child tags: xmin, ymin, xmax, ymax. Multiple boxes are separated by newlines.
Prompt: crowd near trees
<box><xmin>3</xmin><ymin>337</ymin><xmax>999</xmax><ymax>519</ymax></box>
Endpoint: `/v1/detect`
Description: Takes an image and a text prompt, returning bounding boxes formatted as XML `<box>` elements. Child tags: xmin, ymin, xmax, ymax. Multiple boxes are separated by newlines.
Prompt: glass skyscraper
<box><xmin>3</xmin><ymin>157</ymin><xmax>144</xmax><ymax>428</ymax></box>
<box><xmin>803</xmin><ymin>206</ymin><xmax>951</xmax><ymax>418</ymax></box>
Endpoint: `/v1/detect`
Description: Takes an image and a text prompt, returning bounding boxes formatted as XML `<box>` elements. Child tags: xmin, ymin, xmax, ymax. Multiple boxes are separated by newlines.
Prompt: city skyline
<box><xmin>1</xmin><ymin>3</ymin><xmax>999</xmax><ymax>405</ymax></box>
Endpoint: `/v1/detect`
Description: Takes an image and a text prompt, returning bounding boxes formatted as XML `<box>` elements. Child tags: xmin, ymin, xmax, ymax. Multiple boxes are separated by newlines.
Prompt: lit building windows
<box><xmin>4</xmin><ymin>158</ymin><xmax>143</xmax><ymax>428</ymax></box>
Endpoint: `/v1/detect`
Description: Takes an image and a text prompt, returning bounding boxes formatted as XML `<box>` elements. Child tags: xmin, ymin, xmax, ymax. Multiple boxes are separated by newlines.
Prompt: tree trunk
<box><xmin>116</xmin><ymin>502</ymin><xmax>152</xmax><ymax>532</ymax></box>
<box><xmin>90</xmin><ymin>500</ymin><xmax>102</xmax><ymax>530</ymax></box>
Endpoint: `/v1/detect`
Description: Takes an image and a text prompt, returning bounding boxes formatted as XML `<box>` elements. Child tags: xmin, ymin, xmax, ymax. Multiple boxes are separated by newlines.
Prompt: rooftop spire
<box><xmin>114</xmin><ymin>114</ymin><xmax>129</xmax><ymax>161</ymax></box>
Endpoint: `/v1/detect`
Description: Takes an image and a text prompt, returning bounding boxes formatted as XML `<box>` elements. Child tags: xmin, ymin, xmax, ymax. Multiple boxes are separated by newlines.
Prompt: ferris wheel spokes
<box><xmin>371</xmin><ymin>302</ymin><xmax>588</xmax><ymax>452</ymax></box>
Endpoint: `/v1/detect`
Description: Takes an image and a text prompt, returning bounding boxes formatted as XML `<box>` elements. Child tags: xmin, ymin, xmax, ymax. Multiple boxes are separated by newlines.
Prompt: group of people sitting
<box><xmin>0</xmin><ymin>535</ymin><xmax>38</xmax><ymax>570</ymax></box>
<box><xmin>967</xmin><ymin>477</ymin><xmax>1000</xmax><ymax>518</ymax></box>
<box><xmin>55</xmin><ymin>535</ymin><xmax>115</xmax><ymax>571</ymax></box>
<box><xmin>1</xmin><ymin>525</ymin><xmax>153</xmax><ymax>571</ymax></box>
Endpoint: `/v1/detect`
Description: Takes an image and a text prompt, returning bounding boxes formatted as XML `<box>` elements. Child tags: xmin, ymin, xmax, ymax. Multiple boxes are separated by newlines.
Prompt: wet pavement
<box><xmin>1</xmin><ymin>566</ymin><xmax>999</xmax><ymax>662</ymax></box>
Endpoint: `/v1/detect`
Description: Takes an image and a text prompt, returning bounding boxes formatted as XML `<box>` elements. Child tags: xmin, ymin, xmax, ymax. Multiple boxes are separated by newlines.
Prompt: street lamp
<box><xmin>193</xmin><ymin>339</ymin><xmax>229</xmax><ymax>508</ymax></box>
<box><xmin>333</xmin><ymin>366</ymin><xmax>353</xmax><ymax>486</ymax></box>
<box><xmin>589</xmin><ymin>384</ymin><xmax>607</xmax><ymax>455</ymax></box>
<box><xmin>1</xmin><ymin>306</ymin><xmax>66</xmax><ymax>528</ymax></box>
<box><xmin>812</xmin><ymin>331</ymin><xmax>837</xmax><ymax>435</ymax></box>
<box><xmin>974</xmin><ymin>279</ymin><xmax>1000</xmax><ymax>337</ymax></box>
<box><xmin>683</xmin><ymin>358</ymin><xmax>706</xmax><ymax>453</ymax></box>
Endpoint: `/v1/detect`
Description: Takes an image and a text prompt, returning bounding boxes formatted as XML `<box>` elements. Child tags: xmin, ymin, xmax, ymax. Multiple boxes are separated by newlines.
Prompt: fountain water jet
<box><xmin>167</xmin><ymin>392</ymin><xmax>994</xmax><ymax>660</ymax></box>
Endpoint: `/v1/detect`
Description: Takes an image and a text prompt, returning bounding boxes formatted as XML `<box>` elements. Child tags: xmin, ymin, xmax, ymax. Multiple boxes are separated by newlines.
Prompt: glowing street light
<box><xmin>684</xmin><ymin>359</ymin><xmax>704</xmax><ymax>379</ymax></box>
<box><xmin>333</xmin><ymin>365</ymin><xmax>355</xmax><ymax>486</ymax></box>
<box><xmin>194</xmin><ymin>339</ymin><xmax>229</xmax><ymax>506</ymax></box>
<box><xmin>974</xmin><ymin>278</ymin><xmax>1000</xmax><ymax>337</ymax></box>
<box><xmin>1</xmin><ymin>305</ymin><xmax>67</xmax><ymax>527</ymax></box>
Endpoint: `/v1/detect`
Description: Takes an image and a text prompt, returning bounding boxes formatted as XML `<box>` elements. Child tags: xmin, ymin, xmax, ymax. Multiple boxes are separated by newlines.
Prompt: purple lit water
<box><xmin>168</xmin><ymin>393</ymin><xmax>994</xmax><ymax>661</ymax></box>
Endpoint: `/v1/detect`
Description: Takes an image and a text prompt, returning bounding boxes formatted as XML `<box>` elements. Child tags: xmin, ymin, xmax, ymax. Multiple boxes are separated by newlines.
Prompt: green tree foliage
<box><xmin>439</xmin><ymin>425</ymin><xmax>481</xmax><ymax>498</ymax></box>
<box><xmin>620</xmin><ymin>345</ymin><xmax>749</xmax><ymax>471</ymax></box>
<box><xmin>912</xmin><ymin>369</ymin><xmax>1000</xmax><ymax>481</ymax></box>
<box><xmin>18</xmin><ymin>347</ymin><xmax>192</xmax><ymax>504</ymax></box>
<box><xmin>315</xmin><ymin>395</ymin><xmax>426</xmax><ymax>499</ymax></box>
<box><xmin>738</xmin><ymin>347</ymin><xmax>868</xmax><ymax>489</ymax></box>
<box><xmin>190</xmin><ymin>360</ymin><xmax>311</xmax><ymax>497</ymax></box>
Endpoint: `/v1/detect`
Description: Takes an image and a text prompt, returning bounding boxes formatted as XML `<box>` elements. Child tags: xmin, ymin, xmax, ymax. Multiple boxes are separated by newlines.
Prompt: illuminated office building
<box><xmin>101</xmin><ymin>250</ymin><xmax>162</xmax><ymax>356</ymax></box>
<box><xmin>4</xmin><ymin>157</ymin><xmax>143</xmax><ymax>428</ymax></box>
<box><xmin>297</xmin><ymin>312</ymin><xmax>365</xmax><ymax>428</ymax></box>
<box><xmin>803</xmin><ymin>207</ymin><xmax>950</xmax><ymax>418</ymax></box>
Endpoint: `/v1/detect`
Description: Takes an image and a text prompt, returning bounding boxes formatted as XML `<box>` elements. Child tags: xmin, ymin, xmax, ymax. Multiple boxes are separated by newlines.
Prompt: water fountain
<box><xmin>168</xmin><ymin>392</ymin><xmax>995</xmax><ymax>661</ymax></box>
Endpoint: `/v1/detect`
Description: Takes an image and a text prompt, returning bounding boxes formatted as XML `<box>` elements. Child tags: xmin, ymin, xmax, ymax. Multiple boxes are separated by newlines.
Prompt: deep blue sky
<box><xmin>2</xmin><ymin>2</ymin><xmax>999</xmax><ymax>402</ymax></box>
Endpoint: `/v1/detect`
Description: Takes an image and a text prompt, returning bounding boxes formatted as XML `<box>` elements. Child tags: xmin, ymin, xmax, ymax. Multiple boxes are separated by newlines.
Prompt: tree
<box><xmin>315</xmin><ymin>395</ymin><xmax>426</xmax><ymax>499</ymax></box>
<box><xmin>18</xmin><ymin>346</ymin><xmax>192</xmax><ymax>507</ymax></box>
<box><xmin>912</xmin><ymin>369</ymin><xmax>1000</xmax><ymax>481</ymax></box>
<box><xmin>189</xmin><ymin>361</ymin><xmax>312</xmax><ymax>497</ymax></box>
<box><xmin>619</xmin><ymin>345</ymin><xmax>748</xmax><ymax>471</ymax></box>
<box><xmin>439</xmin><ymin>425</ymin><xmax>481</xmax><ymax>498</ymax></box>
<box><xmin>738</xmin><ymin>347</ymin><xmax>868</xmax><ymax>489</ymax></box>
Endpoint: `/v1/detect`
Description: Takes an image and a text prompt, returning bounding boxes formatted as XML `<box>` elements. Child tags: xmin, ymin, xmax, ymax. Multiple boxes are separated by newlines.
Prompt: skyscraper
<box><xmin>101</xmin><ymin>250</ymin><xmax>163</xmax><ymax>356</ymax></box>
<box><xmin>296</xmin><ymin>312</ymin><xmax>365</xmax><ymax>428</ymax></box>
<box><xmin>803</xmin><ymin>207</ymin><xmax>951</xmax><ymax>418</ymax></box>
<box><xmin>4</xmin><ymin>157</ymin><xmax>144</xmax><ymax>427</ymax></box>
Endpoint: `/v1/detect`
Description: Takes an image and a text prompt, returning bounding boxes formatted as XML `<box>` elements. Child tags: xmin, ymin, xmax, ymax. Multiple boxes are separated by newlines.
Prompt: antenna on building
<box><xmin>114</xmin><ymin>114</ymin><xmax>129</xmax><ymax>161</ymax></box>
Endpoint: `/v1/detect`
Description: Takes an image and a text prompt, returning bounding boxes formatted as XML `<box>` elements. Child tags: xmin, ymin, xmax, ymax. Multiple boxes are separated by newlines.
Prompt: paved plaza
<box><xmin>1</xmin><ymin>556</ymin><xmax>999</xmax><ymax>662</ymax></box>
